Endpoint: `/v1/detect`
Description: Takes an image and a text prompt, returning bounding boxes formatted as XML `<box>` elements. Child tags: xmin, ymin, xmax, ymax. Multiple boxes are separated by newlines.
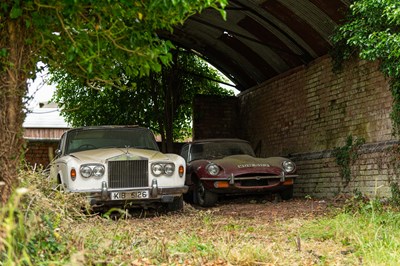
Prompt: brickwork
<box><xmin>25</xmin><ymin>140</ymin><xmax>58</xmax><ymax>168</ymax></box>
<box><xmin>290</xmin><ymin>141</ymin><xmax>399</xmax><ymax>198</ymax></box>
<box><xmin>193</xmin><ymin>94</ymin><xmax>239</xmax><ymax>140</ymax></box>
<box><xmin>238</xmin><ymin>55</ymin><xmax>397</xmax><ymax>198</ymax></box>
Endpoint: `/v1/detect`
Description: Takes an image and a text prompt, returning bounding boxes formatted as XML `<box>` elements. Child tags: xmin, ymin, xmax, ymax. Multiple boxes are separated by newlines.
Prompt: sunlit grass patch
<box><xmin>301</xmin><ymin>199</ymin><xmax>400</xmax><ymax>265</ymax></box>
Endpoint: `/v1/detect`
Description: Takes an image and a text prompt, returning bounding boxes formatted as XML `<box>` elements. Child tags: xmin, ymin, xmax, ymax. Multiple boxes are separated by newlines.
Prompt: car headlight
<box><xmin>93</xmin><ymin>165</ymin><xmax>105</xmax><ymax>177</ymax></box>
<box><xmin>151</xmin><ymin>163</ymin><xmax>175</xmax><ymax>177</ymax></box>
<box><xmin>164</xmin><ymin>164</ymin><xmax>175</xmax><ymax>176</ymax></box>
<box><xmin>206</xmin><ymin>163</ymin><xmax>220</xmax><ymax>176</ymax></box>
<box><xmin>80</xmin><ymin>164</ymin><xmax>105</xmax><ymax>178</ymax></box>
<box><xmin>80</xmin><ymin>165</ymin><xmax>92</xmax><ymax>178</ymax></box>
<box><xmin>282</xmin><ymin>161</ymin><xmax>295</xmax><ymax>173</ymax></box>
<box><xmin>151</xmin><ymin>163</ymin><xmax>163</xmax><ymax>176</ymax></box>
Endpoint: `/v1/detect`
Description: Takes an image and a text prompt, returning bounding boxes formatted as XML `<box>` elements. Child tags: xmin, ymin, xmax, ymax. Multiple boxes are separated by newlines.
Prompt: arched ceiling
<box><xmin>159</xmin><ymin>0</ymin><xmax>350</xmax><ymax>92</ymax></box>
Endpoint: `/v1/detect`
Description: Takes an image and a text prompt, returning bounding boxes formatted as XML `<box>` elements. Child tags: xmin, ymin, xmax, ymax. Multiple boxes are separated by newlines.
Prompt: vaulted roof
<box><xmin>159</xmin><ymin>0</ymin><xmax>350</xmax><ymax>91</ymax></box>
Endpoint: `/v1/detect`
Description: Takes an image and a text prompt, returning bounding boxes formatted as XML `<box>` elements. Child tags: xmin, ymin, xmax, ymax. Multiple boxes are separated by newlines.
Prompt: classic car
<box><xmin>180</xmin><ymin>139</ymin><xmax>298</xmax><ymax>207</ymax></box>
<box><xmin>49</xmin><ymin>125</ymin><xmax>187</xmax><ymax>212</ymax></box>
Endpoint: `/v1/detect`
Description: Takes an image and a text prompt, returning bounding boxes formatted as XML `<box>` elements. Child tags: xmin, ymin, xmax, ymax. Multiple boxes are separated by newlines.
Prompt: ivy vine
<box><xmin>333</xmin><ymin>135</ymin><xmax>365</xmax><ymax>185</ymax></box>
<box><xmin>331</xmin><ymin>0</ymin><xmax>400</xmax><ymax>135</ymax></box>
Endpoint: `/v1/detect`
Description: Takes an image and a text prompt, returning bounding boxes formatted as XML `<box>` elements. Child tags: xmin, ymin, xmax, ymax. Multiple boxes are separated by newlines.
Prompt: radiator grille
<box><xmin>108</xmin><ymin>160</ymin><xmax>148</xmax><ymax>188</ymax></box>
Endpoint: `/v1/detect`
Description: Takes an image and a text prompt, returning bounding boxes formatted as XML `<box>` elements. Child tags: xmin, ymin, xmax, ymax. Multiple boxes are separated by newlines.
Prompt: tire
<box><xmin>166</xmin><ymin>195</ymin><xmax>184</xmax><ymax>212</ymax></box>
<box><xmin>194</xmin><ymin>181</ymin><xmax>218</xmax><ymax>207</ymax></box>
<box><xmin>280</xmin><ymin>186</ymin><xmax>294</xmax><ymax>200</ymax></box>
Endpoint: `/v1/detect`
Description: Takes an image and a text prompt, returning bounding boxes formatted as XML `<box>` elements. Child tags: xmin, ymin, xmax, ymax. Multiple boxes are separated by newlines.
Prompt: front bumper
<box><xmin>77</xmin><ymin>179</ymin><xmax>188</xmax><ymax>206</ymax></box>
<box><xmin>199</xmin><ymin>172</ymin><xmax>298</xmax><ymax>192</ymax></box>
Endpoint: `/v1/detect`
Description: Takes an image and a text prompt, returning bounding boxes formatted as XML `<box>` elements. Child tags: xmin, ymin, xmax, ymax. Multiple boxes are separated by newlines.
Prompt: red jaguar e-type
<box><xmin>180</xmin><ymin>138</ymin><xmax>298</xmax><ymax>207</ymax></box>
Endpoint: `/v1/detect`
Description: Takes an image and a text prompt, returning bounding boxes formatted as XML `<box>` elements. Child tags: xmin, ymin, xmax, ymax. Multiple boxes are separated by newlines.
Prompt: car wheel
<box><xmin>280</xmin><ymin>186</ymin><xmax>294</xmax><ymax>200</ymax></box>
<box><xmin>194</xmin><ymin>181</ymin><xmax>218</xmax><ymax>207</ymax></box>
<box><xmin>166</xmin><ymin>195</ymin><xmax>184</xmax><ymax>212</ymax></box>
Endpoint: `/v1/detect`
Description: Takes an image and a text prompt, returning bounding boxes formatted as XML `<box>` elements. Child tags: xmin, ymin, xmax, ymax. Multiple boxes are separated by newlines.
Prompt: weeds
<box><xmin>332</xmin><ymin>135</ymin><xmax>365</xmax><ymax>186</ymax></box>
<box><xmin>302</xmin><ymin>194</ymin><xmax>400</xmax><ymax>265</ymax></box>
<box><xmin>0</xmin><ymin>187</ymin><xmax>32</xmax><ymax>265</ymax></box>
<box><xmin>0</xmin><ymin>169</ymin><xmax>87</xmax><ymax>265</ymax></box>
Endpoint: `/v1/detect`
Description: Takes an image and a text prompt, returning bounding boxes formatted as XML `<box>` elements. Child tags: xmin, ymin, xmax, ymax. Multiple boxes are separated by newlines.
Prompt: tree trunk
<box><xmin>163</xmin><ymin>51</ymin><xmax>180</xmax><ymax>153</ymax></box>
<box><xmin>0</xmin><ymin>18</ymin><xmax>32</xmax><ymax>203</ymax></box>
<box><xmin>164</xmin><ymin>79</ymin><xmax>174</xmax><ymax>153</ymax></box>
<box><xmin>148</xmin><ymin>72</ymin><xmax>167</xmax><ymax>152</ymax></box>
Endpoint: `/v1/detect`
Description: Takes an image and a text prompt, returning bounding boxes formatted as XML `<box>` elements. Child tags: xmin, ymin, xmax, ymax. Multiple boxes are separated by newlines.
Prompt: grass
<box><xmin>2</xmin><ymin>169</ymin><xmax>400</xmax><ymax>265</ymax></box>
<box><xmin>301</xmin><ymin>199</ymin><xmax>400</xmax><ymax>266</ymax></box>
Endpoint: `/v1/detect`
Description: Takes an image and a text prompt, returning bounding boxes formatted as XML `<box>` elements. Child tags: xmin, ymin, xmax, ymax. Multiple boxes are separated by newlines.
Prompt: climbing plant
<box><xmin>331</xmin><ymin>0</ymin><xmax>400</xmax><ymax>135</ymax></box>
<box><xmin>333</xmin><ymin>135</ymin><xmax>365</xmax><ymax>186</ymax></box>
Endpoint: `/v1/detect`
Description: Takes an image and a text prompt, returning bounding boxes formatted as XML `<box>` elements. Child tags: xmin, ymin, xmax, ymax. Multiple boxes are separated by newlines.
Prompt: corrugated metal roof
<box><xmin>23</xmin><ymin>108</ymin><xmax>70</xmax><ymax>129</ymax></box>
<box><xmin>159</xmin><ymin>0</ymin><xmax>349</xmax><ymax>91</ymax></box>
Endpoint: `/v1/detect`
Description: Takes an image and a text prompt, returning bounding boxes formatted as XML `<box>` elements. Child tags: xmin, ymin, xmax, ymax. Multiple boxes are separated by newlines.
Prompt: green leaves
<box><xmin>333</xmin><ymin>135</ymin><xmax>365</xmax><ymax>185</ymax></box>
<box><xmin>332</xmin><ymin>0</ymin><xmax>400</xmax><ymax>135</ymax></box>
<box><xmin>9</xmin><ymin>6</ymin><xmax>22</xmax><ymax>19</ymax></box>
<box><xmin>15</xmin><ymin>0</ymin><xmax>225</xmax><ymax>89</ymax></box>
<box><xmin>0</xmin><ymin>48</ymin><xmax>7</xmax><ymax>57</ymax></box>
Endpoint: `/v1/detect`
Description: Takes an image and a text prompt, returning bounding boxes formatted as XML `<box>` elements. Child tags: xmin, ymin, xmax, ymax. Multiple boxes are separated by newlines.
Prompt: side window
<box><xmin>56</xmin><ymin>132</ymin><xmax>67</xmax><ymax>157</ymax></box>
<box><xmin>180</xmin><ymin>145</ymin><xmax>189</xmax><ymax>162</ymax></box>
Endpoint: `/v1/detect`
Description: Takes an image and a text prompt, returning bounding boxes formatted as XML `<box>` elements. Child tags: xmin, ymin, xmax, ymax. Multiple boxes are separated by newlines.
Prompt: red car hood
<box><xmin>193</xmin><ymin>154</ymin><xmax>289</xmax><ymax>176</ymax></box>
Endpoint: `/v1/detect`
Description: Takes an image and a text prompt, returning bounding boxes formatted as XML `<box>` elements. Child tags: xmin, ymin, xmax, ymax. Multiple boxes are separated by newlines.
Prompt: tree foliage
<box><xmin>331</xmin><ymin>0</ymin><xmax>400</xmax><ymax>134</ymax></box>
<box><xmin>0</xmin><ymin>0</ymin><xmax>227</xmax><ymax>202</ymax></box>
<box><xmin>52</xmin><ymin>50</ymin><xmax>234</xmax><ymax>148</ymax></box>
<box><xmin>25</xmin><ymin>0</ymin><xmax>226</xmax><ymax>83</ymax></box>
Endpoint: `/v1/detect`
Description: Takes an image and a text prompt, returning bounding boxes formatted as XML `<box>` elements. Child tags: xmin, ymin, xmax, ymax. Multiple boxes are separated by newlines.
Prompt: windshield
<box><xmin>189</xmin><ymin>141</ymin><xmax>255</xmax><ymax>161</ymax></box>
<box><xmin>65</xmin><ymin>127</ymin><xmax>159</xmax><ymax>154</ymax></box>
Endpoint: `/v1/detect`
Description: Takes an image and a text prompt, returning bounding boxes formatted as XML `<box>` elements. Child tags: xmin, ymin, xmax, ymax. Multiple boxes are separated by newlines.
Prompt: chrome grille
<box><xmin>108</xmin><ymin>160</ymin><xmax>148</xmax><ymax>188</ymax></box>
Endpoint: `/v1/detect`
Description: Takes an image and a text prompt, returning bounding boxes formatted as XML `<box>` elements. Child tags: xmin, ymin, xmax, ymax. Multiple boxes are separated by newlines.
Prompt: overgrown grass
<box><xmin>2</xmin><ymin>169</ymin><xmax>400</xmax><ymax>265</ymax></box>
<box><xmin>301</xmin><ymin>197</ymin><xmax>400</xmax><ymax>266</ymax></box>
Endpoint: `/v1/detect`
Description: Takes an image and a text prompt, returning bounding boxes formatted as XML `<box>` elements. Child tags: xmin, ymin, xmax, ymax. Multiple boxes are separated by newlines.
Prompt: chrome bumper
<box><xmin>200</xmin><ymin>172</ymin><xmax>298</xmax><ymax>184</ymax></box>
<box><xmin>88</xmin><ymin>179</ymin><xmax>188</xmax><ymax>202</ymax></box>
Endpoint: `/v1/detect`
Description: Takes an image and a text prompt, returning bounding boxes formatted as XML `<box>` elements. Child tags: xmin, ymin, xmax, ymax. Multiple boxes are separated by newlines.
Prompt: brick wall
<box><xmin>290</xmin><ymin>141</ymin><xmax>398</xmax><ymax>198</ymax></box>
<box><xmin>238</xmin><ymin>55</ymin><xmax>398</xmax><ymax>198</ymax></box>
<box><xmin>193</xmin><ymin>94</ymin><xmax>239</xmax><ymax>140</ymax></box>
<box><xmin>25</xmin><ymin>140</ymin><xmax>59</xmax><ymax>168</ymax></box>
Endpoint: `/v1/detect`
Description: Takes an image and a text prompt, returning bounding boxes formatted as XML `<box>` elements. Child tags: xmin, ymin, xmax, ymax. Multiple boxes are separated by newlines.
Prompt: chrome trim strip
<box><xmin>200</xmin><ymin>174</ymin><xmax>298</xmax><ymax>181</ymax></box>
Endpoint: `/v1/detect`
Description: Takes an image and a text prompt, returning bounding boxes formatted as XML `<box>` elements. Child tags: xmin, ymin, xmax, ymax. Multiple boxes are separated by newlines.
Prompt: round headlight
<box><xmin>152</xmin><ymin>163</ymin><xmax>163</xmax><ymax>176</ymax></box>
<box><xmin>282</xmin><ymin>161</ymin><xmax>295</xmax><ymax>173</ymax></box>
<box><xmin>92</xmin><ymin>165</ymin><xmax>105</xmax><ymax>177</ymax></box>
<box><xmin>164</xmin><ymin>164</ymin><xmax>175</xmax><ymax>176</ymax></box>
<box><xmin>206</xmin><ymin>163</ymin><xmax>220</xmax><ymax>176</ymax></box>
<box><xmin>80</xmin><ymin>166</ymin><xmax>92</xmax><ymax>178</ymax></box>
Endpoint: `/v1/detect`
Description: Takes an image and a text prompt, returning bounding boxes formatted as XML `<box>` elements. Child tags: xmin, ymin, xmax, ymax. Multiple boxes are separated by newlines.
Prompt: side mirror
<box><xmin>55</xmin><ymin>149</ymin><xmax>62</xmax><ymax>157</ymax></box>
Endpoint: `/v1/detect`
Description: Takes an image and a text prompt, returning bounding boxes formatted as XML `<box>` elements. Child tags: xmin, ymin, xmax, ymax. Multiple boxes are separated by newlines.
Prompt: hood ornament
<box><xmin>125</xmin><ymin>145</ymin><xmax>131</xmax><ymax>154</ymax></box>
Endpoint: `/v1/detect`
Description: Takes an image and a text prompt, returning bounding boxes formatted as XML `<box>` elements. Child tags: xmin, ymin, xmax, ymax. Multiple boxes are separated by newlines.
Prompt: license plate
<box><xmin>111</xmin><ymin>190</ymin><xmax>149</xmax><ymax>200</ymax></box>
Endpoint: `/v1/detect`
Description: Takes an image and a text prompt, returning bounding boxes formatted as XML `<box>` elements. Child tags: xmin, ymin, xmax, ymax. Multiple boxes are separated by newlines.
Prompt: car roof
<box><xmin>66</xmin><ymin>125</ymin><xmax>143</xmax><ymax>133</ymax></box>
<box><xmin>188</xmin><ymin>138</ymin><xmax>250</xmax><ymax>145</ymax></box>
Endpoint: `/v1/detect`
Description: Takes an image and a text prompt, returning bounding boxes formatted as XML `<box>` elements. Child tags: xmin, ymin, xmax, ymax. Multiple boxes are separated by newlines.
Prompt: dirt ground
<box><xmin>112</xmin><ymin>193</ymin><xmax>343</xmax><ymax>221</ymax></box>
<box><xmin>186</xmin><ymin>194</ymin><xmax>340</xmax><ymax>221</ymax></box>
